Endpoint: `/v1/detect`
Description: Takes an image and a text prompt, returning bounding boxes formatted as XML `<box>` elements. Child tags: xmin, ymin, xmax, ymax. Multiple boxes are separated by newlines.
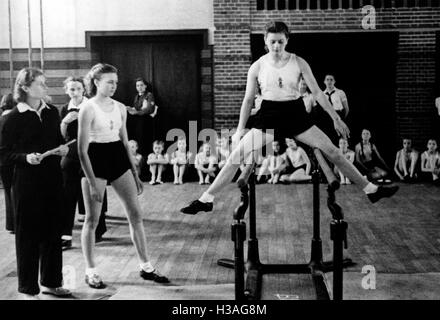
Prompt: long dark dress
<box><xmin>0</xmin><ymin>103</ymin><xmax>64</xmax><ymax>295</ymax></box>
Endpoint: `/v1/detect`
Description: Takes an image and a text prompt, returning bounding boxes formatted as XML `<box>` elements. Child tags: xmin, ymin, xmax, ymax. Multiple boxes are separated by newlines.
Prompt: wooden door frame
<box><xmin>85</xmin><ymin>29</ymin><xmax>214</xmax><ymax>129</ymax></box>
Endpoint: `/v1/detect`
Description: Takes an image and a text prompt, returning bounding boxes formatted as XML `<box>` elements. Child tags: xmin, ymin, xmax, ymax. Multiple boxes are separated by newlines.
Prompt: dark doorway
<box><xmin>251</xmin><ymin>31</ymin><xmax>399</xmax><ymax>163</ymax></box>
<box><xmin>91</xmin><ymin>34</ymin><xmax>203</xmax><ymax>144</ymax></box>
<box><xmin>435</xmin><ymin>31</ymin><xmax>440</xmax><ymax>142</ymax></box>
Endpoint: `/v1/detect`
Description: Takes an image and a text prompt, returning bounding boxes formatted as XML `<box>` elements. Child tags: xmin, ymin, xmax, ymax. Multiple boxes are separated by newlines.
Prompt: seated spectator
<box><xmin>170</xmin><ymin>136</ymin><xmax>192</xmax><ymax>185</ymax></box>
<box><xmin>146</xmin><ymin>140</ymin><xmax>169</xmax><ymax>185</ymax></box>
<box><xmin>355</xmin><ymin>129</ymin><xmax>392</xmax><ymax>183</ymax></box>
<box><xmin>436</xmin><ymin>96</ymin><xmax>440</xmax><ymax>116</ymax></box>
<box><xmin>256</xmin><ymin>140</ymin><xmax>285</xmax><ymax>184</ymax></box>
<box><xmin>394</xmin><ymin>138</ymin><xmax>419</xmax><ymax>182</ymax></box>
<box><xmin>335</xmin><ymin>138</ymin><xmax>355</xmax><ymax>185</ymax></box>
<box><xmin>216</xmin><ymin>135</ymin><xmax>231</xmax><ymax>170</ymax></box>
<box><xmin>195</xmin><ymin>143</ymin><xmax>217</xmax><ymax>185</ymax></box>
<box><xmin>420</xmin><ymin>139</ymin><xmax>440</xmax><ymax>185</ymax></box>
<box><xmin>129</xmin><ymin>140</ymin><xmax>143</xmax><ymax>180</ymax></box>
<box><xmin>279</xmin><ymin>138</ymin><xmax>312</xmax><ymax>184</ymax></box>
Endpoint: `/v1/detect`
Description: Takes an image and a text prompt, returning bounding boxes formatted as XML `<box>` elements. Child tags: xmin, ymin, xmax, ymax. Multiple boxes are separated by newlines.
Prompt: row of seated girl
<box><xmin>130</xmin><ymin>136</ymin><xmax>232</xmax><ymax>185</ymax></box>
<box><xmin>253</xmin><ymin>137</ymin><xmax>355</xmax><ymax>185</ymax></box>
<box><xmin>337</xmin><ymin>130</ymin><xmax>439</xmax><ymax>185</ymax></box>
<box><xmin>393</xmin><ymin>138</ymin><xmax>440</xmax><ymax>185</ymax></box>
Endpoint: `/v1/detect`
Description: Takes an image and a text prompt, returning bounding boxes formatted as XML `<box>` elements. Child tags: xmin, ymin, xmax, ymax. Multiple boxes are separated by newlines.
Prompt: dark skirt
<box><xmin>251</xmin><ymin>99</ymin><xmax>315</xmax><ymax>140</ymax></box>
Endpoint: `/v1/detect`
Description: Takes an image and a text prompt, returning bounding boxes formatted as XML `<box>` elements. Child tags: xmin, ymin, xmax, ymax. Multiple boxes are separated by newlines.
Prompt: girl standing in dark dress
<box><xmin>0</xmin><ymin>68</ymin><xmax>71</xmax><ymax>299</ymax></box>
<box><xmin>0</xmin><ymin>93</ymin><xmax>16</xmax><ymax>233</ymax></box>
<box><xmin>127</xmin><ymin>78</ymin><xmax>158</xmax><ymax>158</ymax></box>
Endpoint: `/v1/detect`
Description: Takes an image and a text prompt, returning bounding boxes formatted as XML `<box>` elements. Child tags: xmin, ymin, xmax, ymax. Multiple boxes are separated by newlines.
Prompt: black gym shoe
<box><xmin>140</xmin><ymin>269</ymin><xmax>170</xmax><ymax>283</ymax></box>
<box><xmin>367</xmin><ymin>185</ymin><xmax>399</xmax><ymax>204</ymax></box>
<box><xmin>180</xmin><ymin>200</ymin><xmax>213</xmax><ymax>215</ymax></box>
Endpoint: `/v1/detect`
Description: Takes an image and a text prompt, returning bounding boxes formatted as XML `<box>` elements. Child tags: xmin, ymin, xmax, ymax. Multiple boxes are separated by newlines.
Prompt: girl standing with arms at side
<box><xmin>60</xmin><ymin>77</ymin><xmax>108</xmax><ymax>248</ymax></box>
<box><xmin>78</xmin><ymin>63</ymin><xmax>168</xmax><ymax>289</ymax></box>
<box><xmin>0</xmin><ymin>68</ymin><xmax>71</xmax><ymax>299</ymax></box>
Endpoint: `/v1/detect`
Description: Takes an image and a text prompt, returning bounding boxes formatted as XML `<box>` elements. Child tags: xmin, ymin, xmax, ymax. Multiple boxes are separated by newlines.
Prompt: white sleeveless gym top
<box><xmin>257</xmin><ymin>53</ymin><xmax>302</xmax><ymax>101</ymax></box>
<box><xmin>286</xmin><ymin>147</ymin><xmax>306</xmax><ymax>167</ymax></box>
<box><xmin>89</xmin><ymin>99</ymin><xmax>122</xmax><ymax>143</ymax></box>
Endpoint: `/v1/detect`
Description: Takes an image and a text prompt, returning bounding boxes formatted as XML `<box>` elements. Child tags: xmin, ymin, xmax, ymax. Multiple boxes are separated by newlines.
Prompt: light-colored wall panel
<box><xmin>0</xmin><ymin>0</ymin><xmax>214</xmax><ymax>49</ymax></box>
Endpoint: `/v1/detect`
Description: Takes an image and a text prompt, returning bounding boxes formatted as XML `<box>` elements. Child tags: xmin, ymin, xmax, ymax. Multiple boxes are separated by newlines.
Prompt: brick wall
<box><xmin>213</xmin><ymin>0</ymin><xmax>252</xmax><ymax>131</ymax></box>
<box><xmin>213</xmin><ymin>1</ymin><xmax>440</xmax><ymax>150</ymax></box>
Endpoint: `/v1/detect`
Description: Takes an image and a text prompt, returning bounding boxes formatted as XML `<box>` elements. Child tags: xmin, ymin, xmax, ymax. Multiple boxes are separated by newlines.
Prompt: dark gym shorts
<box><xmin>250</xmin><ymin>99</ymin><xmax>315</xmax><ymax>139</ymax></box>
<box><xmin>87</xmin><ymin>140</ymin><xmax>131</xmax><ymax>183</ymax></box>
<box><xmin>283</xmin><ymin>164</ymin><xmax>307</xmax><ymax>175</ymax></box>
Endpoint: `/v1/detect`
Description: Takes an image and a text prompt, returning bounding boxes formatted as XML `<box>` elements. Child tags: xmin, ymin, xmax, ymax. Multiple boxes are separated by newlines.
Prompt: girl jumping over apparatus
<box><xmin>78</xmin><ymin>63</ymin><xmax>168</xmax><ymax>289</ymax></box>
<box><xmin>181</xmin><ymin>21</ymin><xmax>398</xmax><ymax>215</ymax></box>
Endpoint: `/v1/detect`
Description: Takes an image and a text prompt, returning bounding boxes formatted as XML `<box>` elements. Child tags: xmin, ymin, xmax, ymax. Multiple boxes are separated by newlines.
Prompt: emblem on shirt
<box><xmin>278</xmin><ymin>77</ymin><xmax>283</xmax><ymax>88</ymax></box>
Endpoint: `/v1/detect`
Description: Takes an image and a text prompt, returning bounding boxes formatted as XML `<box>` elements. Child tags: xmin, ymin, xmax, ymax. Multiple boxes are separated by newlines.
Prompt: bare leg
<box><xmin>173</xmin><ymin>164</ymin><xmax>179</xmax><ymax>184</ymax></box>
<box><xmin>257</xmin><ymin>158</ymin><xmax>270</xmax><ymax>182</ymax></box>
<box><xmin>156</xmin><ymin>165</ymin><xmax>164</xmax><ymax>183</ymax></box>
<box><xmin>410</xmin><ymin>153</ymin><xmax>419</xmax><ymax>177</ymax></box>
<box><xmin>204</xmin><ymin>129</ymin><xmax>273</xmax><ymax>196</ymax></box>
<box><xmin>81</xmin><ymin>178</ymin><xmax>107</xmax><ymax>269</ymax></box>
<box><xmin>295</xmin><ymin>126</ymin><xmax>369</xmax><ymax>189</ymax></box>
<box><xmin>288</xmin><ymin>169</ymin><xmax>311</xmax><ymax>182</ymax></box>
<box><xmin>149</xmin><ymin>165</ymin><xmax>157</xmax><ymax>184</ymax></box>
<box><xmin>111</xmin><ymin>170</ymin><xmax>149</xmax><ymax>264</ymax></box>
<box><xmin>179</xmin><ymin>165</ymin><xmax>186</xmax><ymax>184</ymax></box>
<box><xmin>197</xmin><ymin>170</ymin><xmax>204</xmax><ymax>184</ymax></box>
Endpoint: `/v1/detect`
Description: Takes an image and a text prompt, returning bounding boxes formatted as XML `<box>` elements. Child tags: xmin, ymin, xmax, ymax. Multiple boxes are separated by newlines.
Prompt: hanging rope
<box><xmin>40</xmin><ymin>0</ymin><xmax>44</xmax><ymax>71</ymax></box>
<box><xmin>27</xmin><ymin>0</ymin><xmax>32</xmax><ymax>67</ymax></box>
<box><xmin>8</xmin><ymin>0</ymin><xmax>13</xmax><ymax>90</ymax></box>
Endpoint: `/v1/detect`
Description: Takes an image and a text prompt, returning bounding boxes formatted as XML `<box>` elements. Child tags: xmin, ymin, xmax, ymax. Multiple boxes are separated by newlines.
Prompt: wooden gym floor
<box><xmin>0</xmin><ymin>181</ymin><xmax>439</xmax><ymax>300</ymax></box>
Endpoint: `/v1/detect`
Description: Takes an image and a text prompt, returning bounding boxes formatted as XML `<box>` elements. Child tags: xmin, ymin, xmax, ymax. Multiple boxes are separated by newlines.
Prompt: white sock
<box><xmin>140</xmin><ymin>261</ymin><xmax>155</xmax><ymax>273</ymax></box>
<box><xmin>363</xmin><ymin>182</ymin><xmax>378</xmax><ymax>194</ymax></box>
<box><xmin>85</xmin><ymin>267</ymin><xmax>98</xmax><ymax>276</ymax></box>
<box><xmin>199</xmin><ymin>192</ymin><xmax>215</xmax><ymax>203</ymax></box>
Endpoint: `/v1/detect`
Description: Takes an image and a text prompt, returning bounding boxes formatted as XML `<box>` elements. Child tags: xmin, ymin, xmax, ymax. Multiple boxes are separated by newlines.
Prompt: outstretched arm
<box><xmin>372</xmin><ymin>144</ymin><xmax>391</xmax><ymax>172</ymax></box>
<box><xmin>297</xmin><ymin>56</ymin><xmax>350</xmax><ymax>139</ymax></box>
<box><xmin>118</xmin><ymin>104</ymin><xmax>143</xmax><ymax>194</ymax></box>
